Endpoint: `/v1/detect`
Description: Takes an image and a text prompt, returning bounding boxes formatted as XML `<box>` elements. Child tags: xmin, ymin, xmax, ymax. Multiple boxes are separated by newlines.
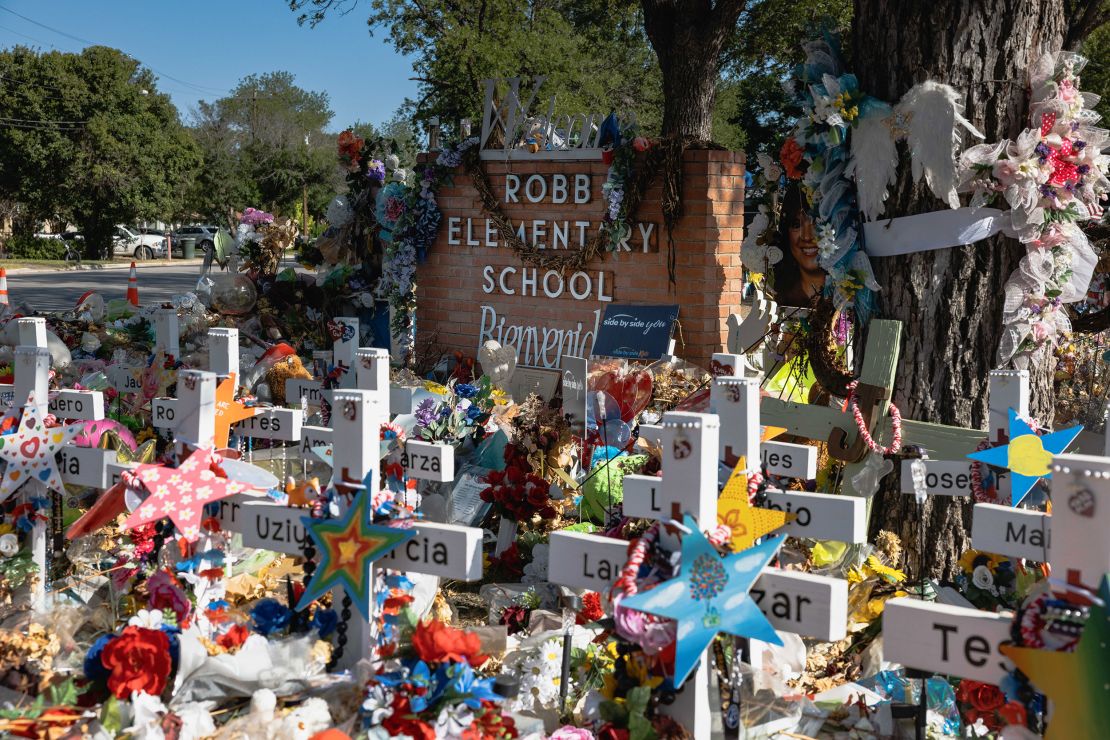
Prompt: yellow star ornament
<box><xmin>717</xmin><ymin>456</ymin><xmax>794</xmax><ymax>552</ymax></box>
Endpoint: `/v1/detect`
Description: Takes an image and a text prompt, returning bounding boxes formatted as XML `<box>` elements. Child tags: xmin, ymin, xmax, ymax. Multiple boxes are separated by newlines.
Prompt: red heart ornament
<box><xmin>590</xmin><ymin>366</ymin><xmax>653</xmax><ymax>423</ymax></box>
<box><xmin>20</xmin><ymin>437</ymin><xmax>40</xmax><ymax>459</ymax></box>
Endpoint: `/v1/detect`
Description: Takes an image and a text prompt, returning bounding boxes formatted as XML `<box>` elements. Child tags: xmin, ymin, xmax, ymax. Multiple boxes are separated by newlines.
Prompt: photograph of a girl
<box><xmin>772</xmin><ymin>182</ymin><xmax>826</xmax><ymax>307</ymax></box>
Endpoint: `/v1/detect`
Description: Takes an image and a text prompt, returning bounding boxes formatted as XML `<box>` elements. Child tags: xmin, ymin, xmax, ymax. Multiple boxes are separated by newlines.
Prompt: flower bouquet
<box><xmin>363</xmin><ymin>617</ymin><xmax>517</xmax><ymax>739</ymax></box>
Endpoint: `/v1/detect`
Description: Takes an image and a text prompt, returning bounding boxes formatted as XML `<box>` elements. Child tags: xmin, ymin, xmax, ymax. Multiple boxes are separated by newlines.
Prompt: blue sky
<box><xmin>0</xmin><ymin>0</ymin><xmax>418</xmax><ymax>130</ymax></box>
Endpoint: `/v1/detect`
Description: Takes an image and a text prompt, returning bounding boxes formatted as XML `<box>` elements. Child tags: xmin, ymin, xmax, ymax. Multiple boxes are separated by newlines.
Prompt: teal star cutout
<box><xmin>967</xmin><ymin>408</ymin><xmax>1082</xmax><ymax>505</ymax></box>
<box><xmin>621</xmin><ymin>514</ymin><xmax>783</xmax><ymax>687</ymax></box>
<box><xmin>296</xmin><ymin>490</ymin><xmax>414</xmax><ymax>622</ymax></box>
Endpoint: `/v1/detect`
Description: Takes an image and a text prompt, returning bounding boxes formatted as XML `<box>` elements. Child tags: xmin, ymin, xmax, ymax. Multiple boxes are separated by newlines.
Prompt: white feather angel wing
<box><xmin>848</xmin><ymin>108</ymin><xmax>897</xmax><ymax>221</ymax></box>
<box><xmin>895</xmin><ymin>81</ymin><xmax>984</xmax><ymax>210</ymax></box>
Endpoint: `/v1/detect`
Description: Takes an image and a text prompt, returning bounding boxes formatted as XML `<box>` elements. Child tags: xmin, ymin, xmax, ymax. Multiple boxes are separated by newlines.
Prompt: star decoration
<box><xmin>967</xmin><ymin>408</ymin><xmax>1082</xmax><ymax>505</ymax></box>
<box><xmin>717</xmin><ymin>456</ymin><xmax>793</xmax><ymax>552</ymax></box>
<box><xmin>213</xmin><ymin>373</ymin><xmax>259</xmax><ymax>449</ymax></box>
<box><xmin>296</xmin><ymin>491</ymin><xmax>414</xmax><ymax>622</ymax></box>
<box><xmin>122</xmin><ymin>446</ymin><xmax>254</xmax><ymax>541</ymax></box>
<box><xmin>1000</xmin><ymin>575</ymin><xmax>1110</xmax><ymax>739</ymax></box>
<box><xmin>761</xmin><ymin>425</ymin><xmax>787</xmax><ymax>443</ymax></box>
<box><xmin>622</xmin><ymin>514</ymin><xmax>783</xmax><ymax>687</ymax></box>
<box><xmin>0</xmin><ymin>393</ymin><xmax>83</xmax><ymax>501</ymax></box>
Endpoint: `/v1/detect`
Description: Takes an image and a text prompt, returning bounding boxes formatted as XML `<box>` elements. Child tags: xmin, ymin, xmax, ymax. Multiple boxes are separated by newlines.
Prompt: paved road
<box><xmin>7</xmin><ymin>262</ymin><xmax>206</xmax><ymax>313</ymax></box>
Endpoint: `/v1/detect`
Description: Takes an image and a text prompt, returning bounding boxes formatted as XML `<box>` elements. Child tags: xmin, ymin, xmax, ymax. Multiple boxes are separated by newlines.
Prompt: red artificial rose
<box><xmin>780</xmin><ymin>137</ymin><xmax>806</xmax><ymax>180</ymax></box>
<box><xmin>965</xmin><ymin>709</ymin><xmax>1002</xmax><ymax>733</ymax></box>
<box><xmin>100</xmin><ymin>626</ymin><xmax>172</xmax><ymax>699</ymax></box>
<box><xmin>462</xmin><ymin>701</ymin><xmax>519</xmax><ymax>739</ymax></box>
<box><xmin>967</xmin><ymin>682</ymin><xmax>1006</xmax><ymax>712</ymax></box>
<box><xmin>411</xmin><ymin>619</ymin><xmax>488</xmax><ymax>666</ymax></box>
<box><xmin>217</xmin><ymin>624</ymin><xmax>249</xmax><ymax>651</ymax></box>
<box><xmin>382</xmin><ymin>694</ymin><xmax>435</xmax><ymax>740</ymax></box>
<box><xmin>999</xmin><ymin>701</ymin><xmax>1027</xmax><ymax>727</ymax></box>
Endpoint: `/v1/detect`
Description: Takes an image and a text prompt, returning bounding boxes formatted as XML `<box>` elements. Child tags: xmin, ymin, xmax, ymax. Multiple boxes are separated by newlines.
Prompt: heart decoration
<box><xmin>589</xmin><ymin>365</ymin><xmax>653</xmax><ymax>423</ymax></box>
<box><xmin>326</xmin><ymin>320</ymin><xmax>355</xmax><ymax>343</ymax></box>
<box><xmin>1069</xmin><ymin>488</ymin><xmax>1096</xmax><ymax>518</ymax></box>
<box><xmin>20</xmin><ymin>438</ymin><xmax>40</xmax><ymax>460</ymax></box>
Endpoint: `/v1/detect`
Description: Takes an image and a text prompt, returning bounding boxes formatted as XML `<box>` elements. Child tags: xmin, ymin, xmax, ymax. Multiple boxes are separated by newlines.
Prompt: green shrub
<box><xmin>4</xmin><ymin>235</ymin><xmax>68</xmax><ymax>260</ymax></box>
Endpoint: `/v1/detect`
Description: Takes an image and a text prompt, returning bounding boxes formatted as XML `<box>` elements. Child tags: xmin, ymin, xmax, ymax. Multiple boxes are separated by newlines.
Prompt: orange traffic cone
<box><xmin>0</xmin><ymin>268</ymin><xmax>9</xmax><ymax>305</ymax></box>
<box><xmin>126</xmin><ymin>262</ymin><xmax>139</xmax><ymax>306</ymax></box>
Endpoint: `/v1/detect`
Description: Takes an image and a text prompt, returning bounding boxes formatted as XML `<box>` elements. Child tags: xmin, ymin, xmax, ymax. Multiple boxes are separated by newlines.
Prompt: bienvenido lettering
<box><xmin>481</xmin><ymin>266</ymin><xmax>613</xmax><ymax>302</ymax></box>
<box><xmin>479</xmin><ymin>306</ymin><xmax>600</xmax><ymax>369</ymax></box>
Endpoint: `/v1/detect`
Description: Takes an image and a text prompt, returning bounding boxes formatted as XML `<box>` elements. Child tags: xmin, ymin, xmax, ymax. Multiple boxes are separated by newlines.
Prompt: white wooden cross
<box><xmin>154</xmin><ymin>308</ymin><xmax>180</xmax><ymax>360</ymax></box>
<box><xmin>759</xmin><ymin>320</ymin><xmax>993</xmax><ymax>496</ymax></box>
<box><xmin>707</xmin><ymin>374</ymin><xmax>865</xmax><ymax>543</ymax></box>
<box><xmin>901</xmin><ymin>369</ymin><xmax>1030</xmax><ymax>501</ymax></box>
<box><xmin>552</xmin><ymin>409</ymin><xmax>849</xmax><ymax>737</ymax></box>
<box><xmin>215</xmin><ymin>356</ymin><xmax>473</xmax><ymax>669</ymax></box>
<box><xmin>882</xmin><ymin>597</ymin><xmax>1014</xmax><ymax>685</ymax></box>
<box><xmin>154</xmin><ymin>328</ymin><xmax>303</xmax><ymax>447</ymax></box>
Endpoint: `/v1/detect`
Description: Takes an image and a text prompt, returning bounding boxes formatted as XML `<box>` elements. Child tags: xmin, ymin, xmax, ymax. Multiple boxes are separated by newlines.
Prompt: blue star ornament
<box><xmin>621</xmin><ymin>515</ymin><xmax>783</xmax><ymax>687</ymax></box>
<box><xmin>967</xmin><ymin>408</ymin><xmax>1082</xmax><ymax>505</ymax></box>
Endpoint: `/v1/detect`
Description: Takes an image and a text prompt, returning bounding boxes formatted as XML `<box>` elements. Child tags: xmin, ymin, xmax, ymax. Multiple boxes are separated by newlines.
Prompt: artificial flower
<box><xmin>146</xmin><ymin>570</ymin><xmax>191</xmax><ymax>626</ymax></box>
<box><xmin>971</xmin><ymin>565</ymin><xmax>995</xmax><ymax>590</ymax></box>
<box><xmin>0</xmin><ymin>533</ymin><xmax>17</xmax><ymax>557</ymax></box>
<box><xmin>312</xmin><ymin>608</ymin><xmax>338</xmax><ymax>638</ymax></box>
<box><xmin>250</xmin><ymin>598</ymin><xmax>292</xmax><ymax>636</ymax></box>
<box><xmin>126</xmin><ymin>691</ymin><xmax>168</xmax><ymax>739</ymax></box>
<box><xmin>338</xmin><ymin>130</ymin><xmax>364</xmax><ymax>167</ymax></box>
<box><xmin>780</xmin><ymin>137</ymin><xmax>806</xmax><ymax>180</ymax></box>
<box><xmin>411</xmin><ymin>619</ymin><xmax>487</xmax><ymax>666</ymax></box>
<box><xmin>100</xmin><ymin>626</ymin><xmax>172</xmax><ymax>699</ymax></box>
<box><xmin>381</xmin><ymin>694</ymin><xmax>435</xmax><ymax>740</ymax></box>
<box><xmin>128</xmin><ymin>609</ymin><xmax>165</xmax><ymax>630</ymax></box>
<box><xmin>83</xmin><ymin>633</ymin><xmax>114</xmax><ymax>683</ymax></box>
<box><xmin>551</xmin><ymin>726</ymin><xmax>595</xmax><ymax>740</ymax></box>
<box><xmin>997</xmin><ymin>700</ymin><xmax>1027</xmax><ymax>727</ymax></box>
<box><xmin>216</xmin><ymin>624</ymin><xmax>250</xmax><ymax>651</ymax></box>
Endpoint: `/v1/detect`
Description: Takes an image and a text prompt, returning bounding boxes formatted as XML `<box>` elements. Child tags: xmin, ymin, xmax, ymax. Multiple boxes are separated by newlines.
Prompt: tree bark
<box><xmin>852</xmin><ymin>1</ymin><xmax>1067</xmax><ymax>580</ymax></box>
<box><xmin>642</xmin><ymin>0</ymin><xmax>746</xmax><ymax>140</ymax></box>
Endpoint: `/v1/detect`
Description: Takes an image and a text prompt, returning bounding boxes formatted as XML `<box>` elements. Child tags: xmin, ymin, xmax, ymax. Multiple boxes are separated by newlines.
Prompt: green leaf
<box><xmin>629</xmin><ymin>711</ymin><xmax>657</xmax><ymax>740</ymax></box>
<box><xmin>101</xmin><ymin>696</ymin><xmax>124</xmax><ymax>734</ymax></box>
<box><xmin>48</xmin><ymin>677</ymin><xmax>78</xmax><ymax>706</ymax></box>
<box><xmin>626</xmin><ymin>684</ymin><xmax>652</xmax><ymax>715</ymax></box>
<box><xmin>599</xmin><ymin>699</ymin><xmax>628</xmax><ymax>724</ymax></box>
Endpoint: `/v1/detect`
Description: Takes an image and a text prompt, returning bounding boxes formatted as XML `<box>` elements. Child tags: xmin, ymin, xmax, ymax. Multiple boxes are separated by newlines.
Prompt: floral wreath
<box><xmin>958</xmin><ymin>51</ymin><xmax>1109</xmax><ymax>367</ymax></box>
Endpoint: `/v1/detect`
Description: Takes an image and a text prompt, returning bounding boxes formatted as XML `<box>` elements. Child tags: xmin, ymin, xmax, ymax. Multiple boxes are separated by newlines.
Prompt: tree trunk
<box><xmin>852</xmin><ymin>1</ymin><xmax>1067</xmax><ymax>580</ymax></box>
<box><xmin>642</xmin><ymin>0</ymin><xmax>744</xmax><ymax>140</ymax></box>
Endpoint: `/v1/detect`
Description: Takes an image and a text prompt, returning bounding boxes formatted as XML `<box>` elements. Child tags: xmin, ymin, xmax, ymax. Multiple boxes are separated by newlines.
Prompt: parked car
<box><xmin>113</xmin><ymin>225</ymin><xmax>166</xmax><ymax>260</ymax></box>
<box><xmin>171</xmin><ymin>225</ymin><xmax>220</xmax><ymax>256</ymax></box>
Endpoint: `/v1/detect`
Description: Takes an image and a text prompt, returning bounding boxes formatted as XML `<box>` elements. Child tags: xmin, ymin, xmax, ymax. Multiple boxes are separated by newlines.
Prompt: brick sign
<box><xmin>416</xmin><ymin>151</ymin><xmax>746</xmax><ymax>369</ymax></box>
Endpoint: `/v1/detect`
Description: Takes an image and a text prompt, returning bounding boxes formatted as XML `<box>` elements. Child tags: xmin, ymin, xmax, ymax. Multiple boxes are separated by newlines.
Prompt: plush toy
<box><xmin>266</xmin><ymin>353</ymin><xmax>313</xmax><ymax>406</ymax></box>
